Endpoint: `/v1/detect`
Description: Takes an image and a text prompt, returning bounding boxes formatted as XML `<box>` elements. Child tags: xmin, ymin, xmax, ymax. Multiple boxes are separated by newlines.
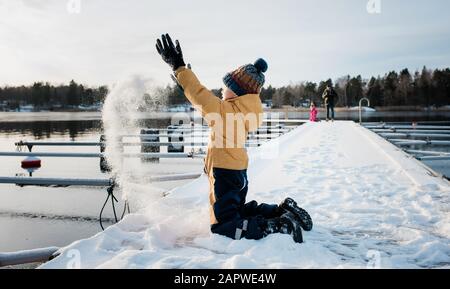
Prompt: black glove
<box><xmin>156</xmin><ymin>33</ymin><xmax>186</xmax><ymax>71</ymax></box>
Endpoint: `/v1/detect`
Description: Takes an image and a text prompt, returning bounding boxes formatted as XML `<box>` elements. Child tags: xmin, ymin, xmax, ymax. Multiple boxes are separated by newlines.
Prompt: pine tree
<box><xmin>366</xmin><ymin>77</ymin><xmax>383</xmax><ymax>107</ymax></box>
<box><xmin>419</xmin><ymin>66</ymin><xmax>432</xmax><ymax>108</ymax></box>
<box><xmin>396</xmin><ymin>69</ymin><xmax>412</xmax><ymax>106</ymax></box>
<box><xmin>67</xmin><ymin>80</ymin><xmax>80</xmax><ymax>107</ymax></box>
<box><xmin>383</xmin><ymin>71</ymin><xmax>399</xmax><ymax>106</ymax></box>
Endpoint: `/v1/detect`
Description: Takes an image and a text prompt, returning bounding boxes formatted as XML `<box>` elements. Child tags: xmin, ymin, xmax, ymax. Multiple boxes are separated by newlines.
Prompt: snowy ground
<box><xmin>41</xmin><ymin>121</ymin><xmax>450</xmax><ymax>269</ymax></box>
<box><xmin>348</xmin><ymin>106</ymin><xmax>376</xmax><ymax>112</ymax></box>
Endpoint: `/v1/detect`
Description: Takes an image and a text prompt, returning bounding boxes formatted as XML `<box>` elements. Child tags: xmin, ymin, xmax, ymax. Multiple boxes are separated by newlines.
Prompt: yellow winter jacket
<box><xmin>175</xmin><ymin>67</ymin><xmax>263</xmax><ymax>174</ymax></box>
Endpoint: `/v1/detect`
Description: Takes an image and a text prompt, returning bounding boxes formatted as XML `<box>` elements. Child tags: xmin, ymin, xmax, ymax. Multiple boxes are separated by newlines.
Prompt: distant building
<box><xmin>263</xmin><ymin>100</ymin><xmax>273</xmax><ymax>109</ymax></box>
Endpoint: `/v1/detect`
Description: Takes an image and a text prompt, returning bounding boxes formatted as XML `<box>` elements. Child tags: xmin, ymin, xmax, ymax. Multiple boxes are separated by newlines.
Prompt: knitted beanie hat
<box><xmin>223</xmin><ymin>58</ymin><xmax>268</xmax><ymax>96</ymax></box>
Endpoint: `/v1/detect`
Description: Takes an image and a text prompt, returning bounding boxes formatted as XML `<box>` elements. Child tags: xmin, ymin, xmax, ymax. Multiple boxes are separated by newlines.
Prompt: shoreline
<box><xmin>0</xmin><ymin>109</ymin><xmax>448</xmax><ymax>124</ymax></box>
<box><xmin>268</xmin><ymin>106</ymin><xmax>450</xmax><ymax>112</ymax></box>
<box><xmin>1</xmin><ymin>106</ymin><xmax>449</xmax><ymax>114</ymax></box>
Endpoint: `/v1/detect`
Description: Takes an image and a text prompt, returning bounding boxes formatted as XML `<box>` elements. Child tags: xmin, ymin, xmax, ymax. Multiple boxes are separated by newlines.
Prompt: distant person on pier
<box><xmin>309</xmin><ymin>102</ymin><xmax>318</xmax><ymax>122</ymax></box>
<box><xmin>322</xmin><ymin>85</ymin><xmax>338</xmax><ymax>121</ymax></box>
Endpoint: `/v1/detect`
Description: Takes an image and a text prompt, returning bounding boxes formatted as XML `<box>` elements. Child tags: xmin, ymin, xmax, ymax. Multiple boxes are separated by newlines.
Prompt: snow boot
<box><xmin>279</xmin><ymin>197</ymin><xmax>313</xmax><ymax>231</ymax></box>
<box><xmin>264</xmin><ymin>212</ymin><xmax>303</xmax><ymax>243</ymax></box>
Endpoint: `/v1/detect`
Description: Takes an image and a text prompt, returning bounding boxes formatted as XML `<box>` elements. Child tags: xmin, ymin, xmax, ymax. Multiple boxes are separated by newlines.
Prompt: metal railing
<box><xmin>0</xmin><ymin>151</ymin><xmax>206</xmax><ymax>159</ymax></box>
<box><xmin>365</xmin><ymin>122</ymin><xmax>450</xmax><ymax>164</ymax></box>
<box><xmin>0</xmin><ymin>173</ymin><xmax>202</xmax><ymax>187</ymax></box>
<box><xmin>0</xmin><ymin>247</ymin><xmax>59</xmax><ymax>267</ymax></box>
<box><xmin>359</xmin><ymin>97</ymin><xmax>371</xmax><ymax>124</ymax></box>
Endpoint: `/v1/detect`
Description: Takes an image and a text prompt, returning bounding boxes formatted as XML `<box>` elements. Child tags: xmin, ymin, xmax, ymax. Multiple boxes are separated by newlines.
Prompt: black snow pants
<box><xmin>327</xmin><ymin>103</ymin><xmax>335</xmax><ymax>120</ymax></box>
<box><xmin>209</xmin><ymin>168</ymin><xmax>280</xmax><ymax>240</ymax></box>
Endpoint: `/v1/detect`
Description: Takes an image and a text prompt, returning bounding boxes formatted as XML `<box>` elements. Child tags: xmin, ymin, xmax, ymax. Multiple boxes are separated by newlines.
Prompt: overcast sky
<box><xmin>1</xmin><ymin>0</ymin><xmax>449</xmax><ymax>88</ymax></box>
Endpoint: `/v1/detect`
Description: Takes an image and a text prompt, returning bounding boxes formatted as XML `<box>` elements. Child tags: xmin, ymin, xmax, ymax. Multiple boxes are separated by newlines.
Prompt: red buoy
<box><xmin>21</xmin><ymin>157</ymin><xmax>41</xmax><ymax>169</ymax></box>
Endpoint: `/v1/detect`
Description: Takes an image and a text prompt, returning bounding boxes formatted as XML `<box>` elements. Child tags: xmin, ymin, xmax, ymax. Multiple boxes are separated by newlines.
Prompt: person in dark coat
<box><xmin>322</xmin><ymin>85</ymin><xmax>338</xmax><ymax>121</ymax></box>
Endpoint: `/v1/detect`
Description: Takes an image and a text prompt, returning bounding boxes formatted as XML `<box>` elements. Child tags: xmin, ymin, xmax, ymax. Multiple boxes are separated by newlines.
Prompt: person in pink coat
<box><xmin>309</xmin><ymin>102</ymin><xmax>318</xmax><ymax>122</ymax></box>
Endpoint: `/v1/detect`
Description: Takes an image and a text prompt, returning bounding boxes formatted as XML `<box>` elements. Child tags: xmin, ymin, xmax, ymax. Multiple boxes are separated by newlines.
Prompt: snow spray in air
<box><xmin>101</xmin><ymin>75</ymin><xmax>166</xmax><ymax>208</ymax></box>
<box><xmin>101</xmin><ymin>75</ymin><xmax>223</xmax><ymax>239</ymax></box>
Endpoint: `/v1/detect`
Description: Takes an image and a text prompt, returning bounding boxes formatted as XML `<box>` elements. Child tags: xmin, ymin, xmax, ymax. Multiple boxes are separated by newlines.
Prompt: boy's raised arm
<box><xmin>156</xmin><ymin>33</ymin><xmax>221</xmax><ymax>116</ymax></box>
<box><xmin>175</xmin><ymin>67</ymin><xmax>221</xmax><ymax>117</ymax></box>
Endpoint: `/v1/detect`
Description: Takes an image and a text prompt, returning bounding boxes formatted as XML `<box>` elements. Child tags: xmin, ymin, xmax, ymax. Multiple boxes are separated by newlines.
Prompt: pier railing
<box><xmin>363</xmin><ymin>122</ymin><xmax>450</xmax><ymax>164</ymax></box>
<box><xmin>0</xmin><ymin>247</ymin><xmax>59</xmax><ymax>268</ymax></box>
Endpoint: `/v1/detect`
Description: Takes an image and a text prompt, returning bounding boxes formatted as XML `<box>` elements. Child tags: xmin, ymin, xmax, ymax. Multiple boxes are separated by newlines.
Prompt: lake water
<box><xmin>0</xmin><ymin>112</ymin><xmax>204</xmax><ymax>253</ymax></box>
<box><xmin>0</xmin><ymin>111</ymin><xmax>449</xmax><ymax>254</ymax></box>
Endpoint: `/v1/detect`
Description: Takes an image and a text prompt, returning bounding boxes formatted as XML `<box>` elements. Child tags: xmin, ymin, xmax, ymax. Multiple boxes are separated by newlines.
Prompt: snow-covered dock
<box><xmin>40</xmin><ymin>121</ymin><xmax>450</xmax><ymax>269</ymax></box>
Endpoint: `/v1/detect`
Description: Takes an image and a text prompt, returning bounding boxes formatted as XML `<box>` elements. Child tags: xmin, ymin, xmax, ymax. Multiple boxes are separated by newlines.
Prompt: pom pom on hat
<box><xmin>254</xmin><ymin>58</ymin><xmax>268</xmax><ymax>73</ymax></box>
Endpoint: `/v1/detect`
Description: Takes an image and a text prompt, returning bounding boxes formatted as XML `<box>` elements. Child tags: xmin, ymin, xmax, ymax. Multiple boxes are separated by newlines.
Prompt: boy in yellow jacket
<box><xmin>156</xmin><ymin>34</ymin><xmax>312</xmax><ymax>243</ymax></box>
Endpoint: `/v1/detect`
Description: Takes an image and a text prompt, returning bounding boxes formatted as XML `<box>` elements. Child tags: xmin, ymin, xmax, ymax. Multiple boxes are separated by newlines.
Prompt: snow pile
<box><xmin>348</xmin><ymin>106</ymin><xmax>376</xmax><ymax>112</ymax></box>
<box><xmin>41</xmin><ymin>122</ymin><xmax>450</xmax><ymax>269</ymax></box>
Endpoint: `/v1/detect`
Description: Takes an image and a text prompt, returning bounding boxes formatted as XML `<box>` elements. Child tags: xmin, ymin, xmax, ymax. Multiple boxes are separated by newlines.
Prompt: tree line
<box><xmin>260</xmin><ymin>66</ymin><xmax>450</xmax><ymax>108</ymax></box>
<box><xmin>0</xmin><ymin>80</ymin><xmax>108</xmax><ymax>111</ymax></box>
<box><xmin>155</xmin><ymin>66</ymin><xmax>450</xmax><ymax>109</ymax></box>
<box><xmin>1</xmin><ymin>66</ymin><xmax>449</xmax><ymax>111</ymax></box>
